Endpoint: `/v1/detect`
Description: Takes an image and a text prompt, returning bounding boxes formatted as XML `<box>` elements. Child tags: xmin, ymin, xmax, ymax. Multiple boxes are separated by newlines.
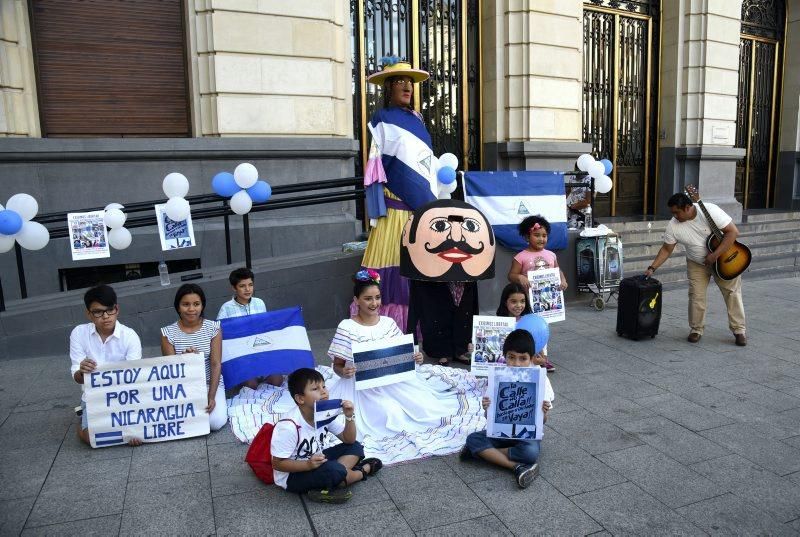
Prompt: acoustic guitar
<box><xmin>684</xmin><ymin>185</ymin><xmax>751</xmax><ymax>280</ymax></box>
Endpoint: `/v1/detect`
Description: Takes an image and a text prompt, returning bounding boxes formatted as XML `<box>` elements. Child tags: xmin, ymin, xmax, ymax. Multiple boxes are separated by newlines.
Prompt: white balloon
<box><xmin>164</xmin><ymin>197</ymin><xmax>191</xmax><ymax>222</ymax></box>
<box><xmin>587</xmin><ymin>160</ymin><xmax>606</xmax><ymax>179</ymax></box>
<box><xmin>15</xmin><ymin>221</ymin><xmax>49</xmax><ymax>250</ymax></box>
<box><xmin>234</xmin><ymin>163</ymin><xmax>259</xmax><ymax>189</ymax></box>
<box><xmin>6</xmin><ymin>193</ymin><xmax>38</xmax><ymax>221</ymax></box>
<box><xmin>576</xmin><ymin>153</ymin><xmax>595</xmax><ymax>172</ymax></box>
<box><xmin>439</xmin><ymin>153</ymin><xmax>459</xmax><ymax>170</ymax></box>
<box><xmin>104</xmin><ymin>202</ymin><xmax>124</xmax><ymax>211</ymax></box>
<box><xmin>595</xmin><ymin>174</ymin><xmax>613</xmax><ymax>194</ymax></box>
<box><xmin>0</xmin><ymin>234</ymin><xmax>14</xmax><ymax>253</ymax></box>
<box><xmin>162</xmin><ymin>172</ymin><xmax>190</xmax><ymax>198</ymax></box>
<box><xmin>108</xmin><ymin>227</ymin><xmax>132</xmax><ymax>250</ymax></box>
<box><xmin>104</xmin><ymin>208</ymin><xmax>127</xmax><ymax>229</ymax></box>
<box><xmin>230</xmin><ymin>190</ymin><xmax>253</xmax><ymax>215</ymax></box>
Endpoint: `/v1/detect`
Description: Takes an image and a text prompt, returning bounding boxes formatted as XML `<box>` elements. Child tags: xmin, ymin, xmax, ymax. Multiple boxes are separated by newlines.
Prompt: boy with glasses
<box><xmin>69</xmin><ymin>284</ymin><xmax>143</xmax><ymax>445</ymax></box>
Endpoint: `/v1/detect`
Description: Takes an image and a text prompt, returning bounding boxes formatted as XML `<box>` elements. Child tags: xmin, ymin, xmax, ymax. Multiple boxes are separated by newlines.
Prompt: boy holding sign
<box><xmin>69</xmin><ymin>285</ymin><xmax>143</xmax><ymax>446</ymax></box>
<box><xmin>460</xmin><ymin>329</ymin><xmax>554</xmax><ymax>488</ymax></box>
<box><xmin>271</xmin><ymin>368</ymin><xmax>381</xmax><ymax>504</ymax></box>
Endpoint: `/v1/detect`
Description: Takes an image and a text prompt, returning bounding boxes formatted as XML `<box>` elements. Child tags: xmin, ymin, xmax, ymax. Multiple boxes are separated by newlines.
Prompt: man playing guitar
<box><xmin>644</xmin><ymin>192</ymin><xmax>747</xmax><ymax>346</ymax></box>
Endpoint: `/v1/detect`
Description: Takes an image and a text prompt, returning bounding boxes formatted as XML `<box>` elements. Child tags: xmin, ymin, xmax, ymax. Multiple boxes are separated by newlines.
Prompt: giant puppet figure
<box><xmin>356</xmin><ymin>57</ymin><xmax>438</xmax><ymax>332</ymax></box>
<box><xmin>401</xmin><ymin>199</ymin><xmax>496</xmax><ymax>365</ymax></box>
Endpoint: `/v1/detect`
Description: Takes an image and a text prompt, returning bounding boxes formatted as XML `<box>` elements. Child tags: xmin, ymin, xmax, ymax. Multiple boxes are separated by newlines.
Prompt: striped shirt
<box><xmin>161</xmin><ymin>319</ymin><xmax>222</xmax><ymax>386</ymax></box>
<box><xmin>216</xmin><ymin>296</ymin><xmax>267</xmax><ymax>320</ymax></box>
<box><xmin>328</xmin><ymin>316</ymin><xmax>403</xmax><ymax>361</ymax></box>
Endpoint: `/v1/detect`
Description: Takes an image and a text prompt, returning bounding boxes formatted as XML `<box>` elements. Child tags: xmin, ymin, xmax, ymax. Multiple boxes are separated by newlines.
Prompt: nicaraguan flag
<box><xmin>94</xmin><ymin>431</ymin><xmax>124</xmax><ymax>447</ymax></box>
<box><xmin>314</xmin><ymin>399</ymin><xmax>343</xmax><ymax>430</ymax></box>
<box><xmin>220</xmin><ymin>306</ymin><xmax>314</xmax><ymax>387</ymax></box>
<box><xmin>464</xmin><ymin>171</ymin><xmax>568</xmax><ymax>251</ymax></box>
<box><xmin>352</xmin><ymin>334</ymin><xmax>416</xmax><ymax>390</ymax></box>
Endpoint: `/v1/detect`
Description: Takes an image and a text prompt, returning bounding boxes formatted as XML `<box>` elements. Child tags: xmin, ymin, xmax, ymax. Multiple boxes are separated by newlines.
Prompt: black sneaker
<box><xmin>459</xmin><ymin>445</ymin><xmax>473</xmax><ymax>461</ymax></box>
<box><xmin>306</xmin><ymin>488</ymin><xmax>352</xmax><ymax>504</ymax></box>
<box><xmin>514</xmin><ymin>463</ymin><xmax>539</xmax><ymax>488</ymax></box>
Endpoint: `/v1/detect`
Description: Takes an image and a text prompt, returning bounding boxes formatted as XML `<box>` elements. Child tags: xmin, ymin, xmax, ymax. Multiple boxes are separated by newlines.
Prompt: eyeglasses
<box><xmin>89</xmin><ymin>307</ymin><xmax>118</xmax><ymax>318</ymax></box>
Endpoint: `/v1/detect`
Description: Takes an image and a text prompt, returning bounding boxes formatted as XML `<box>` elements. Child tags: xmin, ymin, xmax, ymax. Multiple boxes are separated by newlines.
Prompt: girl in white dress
<box><xmin>325</xmin><ymin>270</ymin><xmax>485</xmax><ymax>463</ymax></box>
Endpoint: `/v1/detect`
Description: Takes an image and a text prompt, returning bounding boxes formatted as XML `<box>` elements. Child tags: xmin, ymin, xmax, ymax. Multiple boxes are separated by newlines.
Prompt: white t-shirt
<box><xmin>663</xmin><ymin>203</ymin><xmax>732</xmax><ymax>264</ymax></box>
<box><xmin>270</xmin><ymin>406</ymin><xmax>346</xmax><ymax>489</ymax></box>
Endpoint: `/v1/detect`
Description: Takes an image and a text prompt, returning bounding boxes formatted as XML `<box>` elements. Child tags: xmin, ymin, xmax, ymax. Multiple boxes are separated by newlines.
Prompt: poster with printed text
<box><xmin>486</xmin><ymin>366</ymin><xmax>545</xmax><ymax>441</ymax></box>
<box><xmin>84</xmin><ymin>354</ymin><xmax>210</xmax><ymax>448</ymax></box>
<box><xmin>67</xmin><ymin>210</ymin><xmax>110</xmax><ymax>261</ymax></box>
<box><xmin>527</xmin><ymin>268</ymin><xmax>565</xmax><ymax>323</ymax></box>
<box><xmin>154</xmin><ymin>203</ymin><xmax>196</xmax><ymax>251</ymax></box>
<box><xmin>470</xmin><ymin>315</ymin><xmax>517</xmax><ymax>377</ymax></box>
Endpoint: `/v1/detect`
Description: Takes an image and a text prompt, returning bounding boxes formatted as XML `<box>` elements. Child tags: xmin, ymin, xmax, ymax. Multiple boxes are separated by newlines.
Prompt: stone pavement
<box><xmin>2</xmin><ymin>276</ymin><xmax>800</xmax><ymax>536</ymax></box>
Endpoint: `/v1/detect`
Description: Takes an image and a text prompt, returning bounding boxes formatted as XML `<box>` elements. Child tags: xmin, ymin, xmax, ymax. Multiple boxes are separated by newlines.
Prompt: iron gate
<box><xmin>582</xmin><ymin>0</ymin><xmax>659</xmax><ymax>217</ymax></box>
<box><xmin>350</xmin><ymin>0</ymin><xmax>481</xmax><ymax>175</ymax></box>
<box><xmin>735</xmin><ymin>0</ymin><xmax>784</xmax><ymax>209</ymax></box>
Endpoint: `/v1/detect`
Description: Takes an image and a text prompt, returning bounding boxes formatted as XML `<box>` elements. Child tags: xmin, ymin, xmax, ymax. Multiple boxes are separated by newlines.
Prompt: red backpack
<box><xmin>245</xmin><ymin>419</ymin><xmax>300</xmax><ymax>485</ymax></box>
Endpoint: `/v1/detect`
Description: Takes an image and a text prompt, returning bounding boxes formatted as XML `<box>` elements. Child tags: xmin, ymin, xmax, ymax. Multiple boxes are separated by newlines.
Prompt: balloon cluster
<box><xmin>212</xmin><ymin>163</ymin><xmax>272</xmax><ymax>215</ymax></box>
<box><xmin>576</xmin><ymin>154</ymin><xmax>613</xmax><ymax>194</ymax></box>
<box><xmin>162</xmin><ymin>172</ymin><xmax>192</xmax><ymax>222</ymax></box>
<box><xmin>0</xmin><ymin>194</ymin><xmax>50</xmax><ymax>253</ymax></box>
<box><xmin>436</xmin><ymin>152</ymin><xmax>459</xmax><ymax>199</ymax></box>
<box><xmin>103</xmin><ymin>203</ymin><xmax>132</xmax><ymax>250</ymax></box>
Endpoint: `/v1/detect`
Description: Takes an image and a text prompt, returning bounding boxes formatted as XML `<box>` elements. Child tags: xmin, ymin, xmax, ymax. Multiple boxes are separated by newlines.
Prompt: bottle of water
<box><xmin>584</xmin><ymin>206</ymin><xmax>593</xmax><ymax>229</ymax></box>
<box><xmin>158</xmin><ymin>261</ymin><xmax>170</xmax><ymax>286</ymax></box>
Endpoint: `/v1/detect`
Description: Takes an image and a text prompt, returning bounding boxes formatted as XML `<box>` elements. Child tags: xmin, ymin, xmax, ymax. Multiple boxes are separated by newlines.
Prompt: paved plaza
<box><xmin>1</xmin><ymin>276</ymin><xmax>800</xmax><ymax>536</ymax></box>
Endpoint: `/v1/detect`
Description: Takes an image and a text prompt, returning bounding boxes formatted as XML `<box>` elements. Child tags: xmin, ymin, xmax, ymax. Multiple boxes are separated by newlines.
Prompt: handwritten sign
<box><xmin>154</xmin><ymin>203</ymin><xmax>196</xmax><ymax>250</ymax></box>
<box><xmin>470</xmin><ymin>315</ymin><xmax>516</xmax><ymax>376</ymax></box>
<box><xmin>486</xmin><ymin>366</ymin><xmax>545</xmax><ymax>440</ymax></box>
<box><xmin>84</xmin><ymin>354</ymin><xmax>210</xmax><ymax>448</ymax></box>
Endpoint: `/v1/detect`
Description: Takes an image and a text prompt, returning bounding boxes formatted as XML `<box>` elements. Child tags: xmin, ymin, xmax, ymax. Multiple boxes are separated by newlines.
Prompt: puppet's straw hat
<box><xmin>367</xmin><ymin>56</ymin><xmax>429</xmax><ymax>85</ymax></box>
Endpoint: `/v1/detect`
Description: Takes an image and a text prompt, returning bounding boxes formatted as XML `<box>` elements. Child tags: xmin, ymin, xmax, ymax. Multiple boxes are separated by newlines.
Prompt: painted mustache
<box><xmin>425</xmin><ymin>239</ymin><xmax>485</xmax><ymax>256</ymax></box>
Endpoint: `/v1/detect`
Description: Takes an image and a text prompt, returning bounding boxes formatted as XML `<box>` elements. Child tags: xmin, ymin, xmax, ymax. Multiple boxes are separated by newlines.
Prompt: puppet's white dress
<box><xmin>226</xmin><ymin>316</ymin><xmax>485</xmax><ymax>464</ymax></box>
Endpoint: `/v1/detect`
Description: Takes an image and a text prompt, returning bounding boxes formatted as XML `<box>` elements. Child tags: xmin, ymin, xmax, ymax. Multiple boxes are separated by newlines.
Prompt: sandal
<box><xmin>438</xmin><ymin>357</ymin><xmax>450</xmax><ymax>366</ymax></box>
<box><xmin>354</xmin><ymin>457</ymin><xmax>383</xmax><ymax>480</ymax></box>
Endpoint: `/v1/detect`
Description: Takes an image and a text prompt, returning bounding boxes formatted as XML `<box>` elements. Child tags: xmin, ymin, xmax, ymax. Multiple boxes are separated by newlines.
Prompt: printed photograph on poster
<box><xmin>527</xmin><ymin>268</ymin><xmax>565</xmax><ymax>323</ymax></box>
<box><xmin>486</xmin><ymin>366</ymin><xmax>545</xmax><ymax>441</ymax></box>
<box><xmin>155</xmin><ymin>203</ymin><xmax>196</xmax><ymax>251</ymax></box>
<box><xmin>470</xmin><ymin>315</ymin><xmax>517</xmax><ymax>377</ymax></box>
<box><xmin>352</xmin><ymin>334</ymin><xmax>415</xmax><ymax>390</ymax></box>
<box><xmin>68</xmin><ymin>210</ymin><xmax>110</xmax><ymax>261</ymax></box>
<box><xmin>83</xmin><ymin>354</ymin><xmax>210</xmax><ymax>448</ymax></box>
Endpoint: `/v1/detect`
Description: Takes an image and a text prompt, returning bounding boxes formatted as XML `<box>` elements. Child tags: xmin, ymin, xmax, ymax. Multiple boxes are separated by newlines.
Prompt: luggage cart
<box><xmin>576</xmin><ymin>234</ymin><xmax>624</xmax><ymax>310</ymax></box>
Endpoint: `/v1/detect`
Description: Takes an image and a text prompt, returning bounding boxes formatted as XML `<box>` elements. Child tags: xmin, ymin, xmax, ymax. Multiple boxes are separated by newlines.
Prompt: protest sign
<box><xmin>154</xmin><ymin>203</ymin><xmax>196</xmax><ymax>250</ymax></box>
<box><xmin>352</xmin><ymin>334</ymin><xmax>415</xmax><ymax>390</ymax></box>
<box><xmin>68</xmin><ymin>210</ymin><xmax>110</xmax><ymax>261</ymax></box>
<box><xmin>486</xmin><ymin>366</ymin><xmax>545</xmax><ymax>440</ymax></box>
<box><xmin>470</xmin><ymin>315</ymin><xmax>516</xmax><ymax>376</ymax></box>
<box><xmin>527</xmin><ymin>268</ymin><xmax>565</xmax><ymax>323</ymax></box>
<box><xmin>84</xmin><ymin>354</ymin><xmax>210</xmax><ymax>448</ymax></box>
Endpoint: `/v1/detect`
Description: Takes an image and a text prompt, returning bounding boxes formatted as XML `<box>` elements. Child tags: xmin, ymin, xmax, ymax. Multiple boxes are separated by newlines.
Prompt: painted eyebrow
<box><xmin>447</xmin><ymin>215</ymin><xmax>464</xmax><ymax>222</ymax></box>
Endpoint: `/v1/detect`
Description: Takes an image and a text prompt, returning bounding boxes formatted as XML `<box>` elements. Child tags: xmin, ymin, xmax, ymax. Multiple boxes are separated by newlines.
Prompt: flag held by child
<box><xmin>220</xmin><ymin>306</ymin><xmax>314</xmax><ymax>387</ymax></box>
<box><xmin>352</xmin><ymin>334</ymin><xmax>416</xmax><ymax>390</ymax></box>
<box><xmin>464</xmin><ymin>171</ymin><xmax>567</xmax><ymax>251</ymax></box>
<box><xmin>314</xmin><ymin>399</ymin><xmax>343</xmax><ymax>430</ymax></box>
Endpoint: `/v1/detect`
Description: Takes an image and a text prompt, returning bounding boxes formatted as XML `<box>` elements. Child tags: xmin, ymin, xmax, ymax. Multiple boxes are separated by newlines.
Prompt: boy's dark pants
<box><xmin>466</xmin><ymin>431</ymin><xmax>540</xmax><ymax>465</ymax></box>
<box><xmin>286</xmin><ymin>442</ymin><xmax>364</xmax><ymax>493</ymax></box>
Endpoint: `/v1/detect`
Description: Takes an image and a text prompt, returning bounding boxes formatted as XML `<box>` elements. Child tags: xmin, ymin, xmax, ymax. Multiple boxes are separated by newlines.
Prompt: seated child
<box><xmin>460</xmin><ymin>329</ymin><xmax>553</xmax><ymax>489</ymax></box>
<box><xmin>69</xmin><ymin>284</ymin><xmax>143</xmax><ymax>446</ymax></box>
<box><xmin>217</xmin><ymin>267</ymin><xmax>282</xmax><ymax>388</ymax></box>
<box><xmin>271</xmin><ymin>368</ymin><xmax>382</xmax><ymax>504</ymax></box>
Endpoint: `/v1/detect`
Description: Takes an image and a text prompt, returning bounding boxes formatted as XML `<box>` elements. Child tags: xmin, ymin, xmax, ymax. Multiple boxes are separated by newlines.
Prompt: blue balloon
<box><xmin>0</xmin><ymin>209</ymin><xmax>23</xmax><ymax>236</ymax></box>
<box><xmin>247</xmin><ymin>181</ymin><xmax>272</xmax><ymax>203</ymax></box>
<box><xmin>516</xmin><ymin>313</ymin><xmax>550</xmax><ymax>355</ymax></box>
<box><xmin>437</xmin><ymin>166</ymin><xmax>457</xmax><ymax>185</ymax></box>
<box><xmin>212</xmin><ymin>172</ymin><xmax>240</xmax><ymax>198</ymax></box>
<box><xmin>600</xmin><ymin>158</ymin><xmax>613</xmax><ymax>175</ymax></box>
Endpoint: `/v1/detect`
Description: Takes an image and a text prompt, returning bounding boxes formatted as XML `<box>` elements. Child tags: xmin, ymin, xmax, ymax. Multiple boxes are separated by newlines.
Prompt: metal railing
<box><xmin>3</xmin><ymin>177</ymin><xmax>365</xmax><ymax>310</ymax></box>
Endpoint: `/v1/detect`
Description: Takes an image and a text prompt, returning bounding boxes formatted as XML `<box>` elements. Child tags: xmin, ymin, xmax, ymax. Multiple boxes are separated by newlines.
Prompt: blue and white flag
<box><xmin>464</xmin><ymin>171</ymin><xmax>567</xmax><ymax>251</ymax></box>
<box><xmin>93</xmin><ymin>431</ymin><xmax>125</xmax><ymax>447</ymax></box>
<box><xmin>314</xmin><ymin>399</ymin><xmax>343</xmax><ymax>430</ymax></box>
<box><xmin>220</xmin><ymin>306</ymin><xmax>314</xmax><ymax>388</ymax></box>
<box><xmin>352</xmin><ymin>334</ymin><xmax>416</xmax><ymax>390</ymax></box>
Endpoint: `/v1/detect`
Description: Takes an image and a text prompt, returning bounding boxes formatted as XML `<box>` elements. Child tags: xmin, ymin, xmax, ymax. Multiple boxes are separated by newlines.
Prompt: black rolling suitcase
<box><xmin>616</xmin><ymin>276</ymin><xmax>662</xmax><ymax>340</ymax></box>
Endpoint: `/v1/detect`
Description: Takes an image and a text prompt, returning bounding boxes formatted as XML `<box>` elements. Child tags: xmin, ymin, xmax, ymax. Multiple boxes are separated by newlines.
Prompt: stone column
<box><xmin>186</xmin><ymin>0</ymin><xmax>352</xmax><ymax>137</ymax></box>
<box><xmin>0</xmin><ymin>0</ymin><xmax>40</xmax><ymax>137</ymax></box>
<box><xmin>775</xmin><ymin>0</ymin><xmax>800</xmax><ymax>210</ymax></box>
<box><xmin>482</xmin><ymin>0</ymin><xmax>591</xmax><ymax>170</ymax></box>
<box><xmin>658</xmin><ymin>0</ymin><xmax>744</xmax><ymax>220</ymax></box>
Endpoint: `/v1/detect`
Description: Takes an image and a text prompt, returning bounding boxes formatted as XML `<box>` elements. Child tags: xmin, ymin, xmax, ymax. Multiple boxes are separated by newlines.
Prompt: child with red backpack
<box><xmin>269</xmin><ymin>368</ymin><xmax>382</xmax><ymax>503</ymax></box>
